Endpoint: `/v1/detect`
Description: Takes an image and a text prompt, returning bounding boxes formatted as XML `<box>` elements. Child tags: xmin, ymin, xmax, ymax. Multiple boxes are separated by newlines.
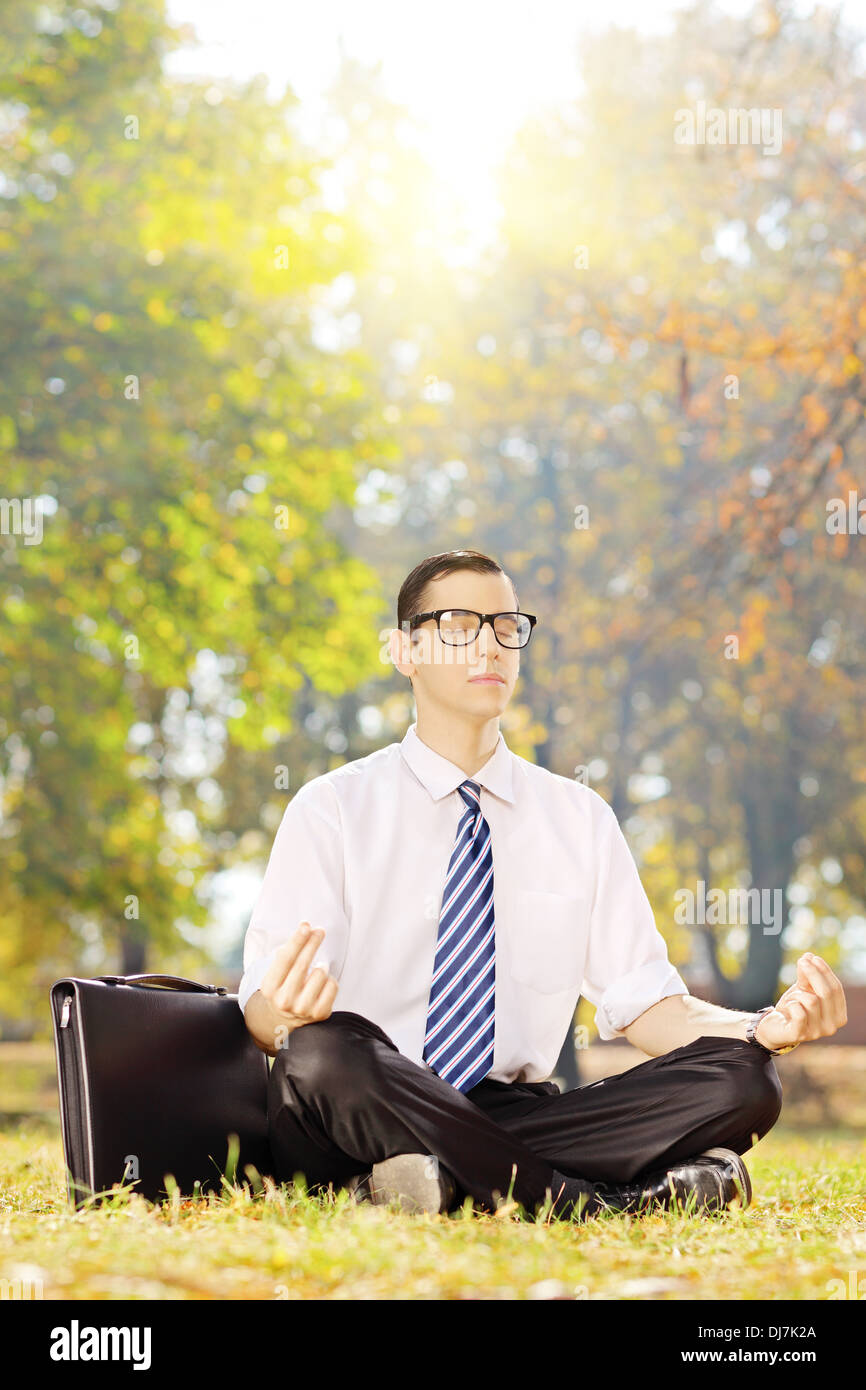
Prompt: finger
<box><xmin>260</xmin><ymin>941</ymin><xmax>301</xmax><ymax>998</ymax></box>
<box><xmin>777</xmin><ymin>985</ymin><xmax>811</xmax><ymax>1012</ymax></box>
<box><xmin>795</xmin><ymin>956</ymin><xmax>819</xmax><ymax>995</ymax></box>
<box><xmin>808</xmin><ymin>954</ymin><xmax>841</xmax><ymax>990</ymax></box>
<box><xmin>798</xmin><ymin>954</ymin><xmax>831</xmax><ymax>995</ymax></box>
<box><xmin>797</xmin><ymin>957</ymin><xmax>835</xmax><ymax>1032</ymax></box>
<box><xmin>306</xmin><ymin>975</ymin><xmax>339</xmax><ymax>1022</ymax></box>
<box><xmin>288</xmin><ymin>973</ymin><xmax>338</xmax><ymax>1027</ymax></box>
<box><xmin>804</xmin><ymin>954</ymin><xmax>848</xmax><ymax>1028</ymax></box>
<box><xmin>261</xmin><ymin>924</ymin><xmax>316</xmax><ymax>994</ymax></box>
<box><xmin>799</xmin><ymin>956</ymin><xmax>833</xmax><ymax>1000</ymax></box>
<box><xmin>292</xmin><ymin>965</ymin><xmax>333</xmax><ymax>1017</ymax></box>
<box><xmin>273</xmin><ymin>928</ymin><xmax>326</xmax><ymax>1009</ymax></box>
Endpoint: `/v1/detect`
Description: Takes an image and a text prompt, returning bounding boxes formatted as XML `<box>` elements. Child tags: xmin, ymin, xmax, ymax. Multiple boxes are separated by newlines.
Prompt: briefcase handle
<box><xmin>95</xmin><ymin>974</ymin><xmax>228</xmax><ymax>995</ymax></box>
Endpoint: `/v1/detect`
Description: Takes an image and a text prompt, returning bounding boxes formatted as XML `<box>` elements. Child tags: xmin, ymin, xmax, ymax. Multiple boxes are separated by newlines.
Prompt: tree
<box><xmin>0</xmin><ymin>0</ymin><xmax>394</xmax><ymax>1018</ymax></box>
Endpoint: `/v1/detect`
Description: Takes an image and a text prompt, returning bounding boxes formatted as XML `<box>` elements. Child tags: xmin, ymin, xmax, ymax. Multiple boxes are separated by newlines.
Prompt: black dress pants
<box><xmin>267</xmin><ymin>1010</ymin><xmax>784</xmax><ymax>1216</ymax></box>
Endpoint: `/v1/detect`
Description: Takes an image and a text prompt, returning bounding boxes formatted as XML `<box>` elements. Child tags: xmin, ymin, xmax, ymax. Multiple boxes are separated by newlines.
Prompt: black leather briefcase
<box><xmin>50</xmin><ymin>973</ymin><xmax>276</xmax><ymax>1208</ymax></box>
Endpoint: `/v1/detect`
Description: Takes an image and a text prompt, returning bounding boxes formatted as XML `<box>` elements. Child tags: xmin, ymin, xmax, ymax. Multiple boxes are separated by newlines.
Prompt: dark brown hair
<box><xmin>396</xmin><ymin>549</ymin><xmax>519</xmax><ymax>630</ymax></box>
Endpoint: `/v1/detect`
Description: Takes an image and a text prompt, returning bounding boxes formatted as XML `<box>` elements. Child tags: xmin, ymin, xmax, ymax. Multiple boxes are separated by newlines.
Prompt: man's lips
<box><xmin>469</xmin><ymin>674</ymin><xmax>505</xmax><ymax>684</ymax></box>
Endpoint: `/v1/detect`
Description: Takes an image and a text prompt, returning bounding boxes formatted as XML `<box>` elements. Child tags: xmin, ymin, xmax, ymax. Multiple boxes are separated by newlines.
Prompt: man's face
<box><xmin>392</xmin><ymin>571</ymin><xmax>523</xmax><ymax>719</ymax></box>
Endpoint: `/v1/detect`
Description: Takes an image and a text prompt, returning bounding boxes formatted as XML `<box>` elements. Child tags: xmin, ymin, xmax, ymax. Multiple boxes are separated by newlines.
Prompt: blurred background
<box><xmin>1</xmin><ymin>0</ymin><xmax>865</xmax><ymax>1124</ymax></box>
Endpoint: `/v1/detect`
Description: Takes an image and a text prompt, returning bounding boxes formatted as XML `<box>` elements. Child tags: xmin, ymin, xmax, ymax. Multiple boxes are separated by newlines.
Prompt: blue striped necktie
<box><xmin>422</xmin><ymin>778</ymin><xmax>496</xmax><ymax>1092</ymax></box>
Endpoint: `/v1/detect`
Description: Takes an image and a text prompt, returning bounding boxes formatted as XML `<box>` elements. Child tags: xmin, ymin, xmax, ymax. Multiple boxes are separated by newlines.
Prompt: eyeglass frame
<box><xmin>406</xmin><ymin>609</ymin><xmax>538</xmax><ymax>648</ymax></box>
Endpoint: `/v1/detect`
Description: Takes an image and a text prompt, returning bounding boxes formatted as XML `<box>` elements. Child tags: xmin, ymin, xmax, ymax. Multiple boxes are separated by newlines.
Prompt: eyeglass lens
<box><xmin>438</xmin><ymin>610</ymin><xmax>530</xmax><ymax>647</ymax></box>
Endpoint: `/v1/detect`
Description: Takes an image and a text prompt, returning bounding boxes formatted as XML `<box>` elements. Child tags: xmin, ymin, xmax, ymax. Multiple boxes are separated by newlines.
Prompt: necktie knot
<box><xmin>458</xmin><ymin>779</ymin><xmax>481</xmax><ymax>813</ymax></box>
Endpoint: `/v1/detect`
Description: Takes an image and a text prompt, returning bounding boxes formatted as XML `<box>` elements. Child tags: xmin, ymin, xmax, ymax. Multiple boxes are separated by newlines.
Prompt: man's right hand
<box><xmin>246</xmin><ymin>922</ymin><xmax>339</xmax><ymax>1055</ymax></box>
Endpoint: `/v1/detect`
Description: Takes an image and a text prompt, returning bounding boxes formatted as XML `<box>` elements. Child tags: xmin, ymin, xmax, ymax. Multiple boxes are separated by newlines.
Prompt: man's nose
<box><xmin>474</xmin><ymin>621</ymin><xmax>496</xmax><ymax>659</ymax></box>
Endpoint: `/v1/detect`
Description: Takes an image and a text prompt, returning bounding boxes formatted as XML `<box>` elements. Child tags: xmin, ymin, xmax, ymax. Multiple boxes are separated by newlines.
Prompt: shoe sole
<box><xmin>699</xmin><ymin>1146</ymin><xmax>752</xmax><ymax>1209</ymax></box>
<box><xmin>367</xmin><ymin>1154</ymin><xmax>455</xmax><ymax>1215</ymax></box>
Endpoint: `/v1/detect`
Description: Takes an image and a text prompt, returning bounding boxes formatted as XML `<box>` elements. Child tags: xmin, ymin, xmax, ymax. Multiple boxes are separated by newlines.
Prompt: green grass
<box><xmin>1</xmin><ymin>1120</ymin><xmax>865</xmax><ymax>1299</ymax></box>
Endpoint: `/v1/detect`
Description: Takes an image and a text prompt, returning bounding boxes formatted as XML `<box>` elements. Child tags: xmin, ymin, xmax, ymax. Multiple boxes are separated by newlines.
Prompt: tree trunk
<box><xmin>708</xmin><ymin>766</ymin><xmax>798</xmax><ymax>1010</ymax></box>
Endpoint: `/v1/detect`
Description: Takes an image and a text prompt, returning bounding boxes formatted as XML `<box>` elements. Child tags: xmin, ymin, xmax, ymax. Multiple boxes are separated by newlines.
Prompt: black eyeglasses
<box><xmin>407</xmin><ymin>609</ymin><xmax>537</xmax><ymax>649</ymax></box>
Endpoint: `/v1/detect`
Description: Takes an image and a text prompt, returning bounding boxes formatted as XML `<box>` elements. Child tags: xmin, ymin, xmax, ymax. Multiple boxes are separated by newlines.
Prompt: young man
<box><xmin>239</xmin><ymin>549</ymin><xmax>847</xmax><ymax>1221</ymax></box>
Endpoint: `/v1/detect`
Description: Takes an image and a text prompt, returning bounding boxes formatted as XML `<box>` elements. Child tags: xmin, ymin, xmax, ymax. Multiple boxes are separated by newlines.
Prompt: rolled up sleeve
<box><xmin>237</xmin><ymin>780</ymin><xmax>349</xmax><ymax>1015</ymax></box>
<box><xmin>581</xmin><ymin>797</ymin><xmax>689</xmax><ymax>1040</ymax></box>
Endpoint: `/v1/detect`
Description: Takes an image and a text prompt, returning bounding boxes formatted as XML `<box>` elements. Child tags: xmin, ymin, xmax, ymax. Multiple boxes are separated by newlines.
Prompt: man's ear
<box><xmin>389</xmin><ymin>625</ymin><xmax>414</xmax><ymax>679</ymax></box>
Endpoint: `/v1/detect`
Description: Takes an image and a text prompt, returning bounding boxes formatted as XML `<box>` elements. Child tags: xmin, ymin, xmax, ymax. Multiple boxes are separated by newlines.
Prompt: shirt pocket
<box><xmin>507</xmin><ymin>889</ymin><xmax>586</xmax><ymax>995</ymax></box>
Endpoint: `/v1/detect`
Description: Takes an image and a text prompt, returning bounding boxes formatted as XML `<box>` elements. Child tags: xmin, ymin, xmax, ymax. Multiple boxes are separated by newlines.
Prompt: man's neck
<box><xmin>414</xmin><ymin>711</ymin><xmax>500</xmax><ymax>779</ymax></box>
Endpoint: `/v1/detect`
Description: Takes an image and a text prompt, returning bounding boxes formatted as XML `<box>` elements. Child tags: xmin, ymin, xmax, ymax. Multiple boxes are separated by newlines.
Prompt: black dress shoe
<box><xmin>348</xmin><ymin>1154</ymin><xmax>457</xmax><ymax>1215</ymax></box>
<box><xmin>591</xmin><ymin>1146</ymin><xmax>752</xmax><ymax>1216</ymax></box>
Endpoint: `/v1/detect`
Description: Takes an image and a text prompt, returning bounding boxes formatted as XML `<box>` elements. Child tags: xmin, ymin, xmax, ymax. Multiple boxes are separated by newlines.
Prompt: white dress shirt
<box><xmin>238</xmin><ymin>721</ymin><xmax>690</xmax><ymax>1083</ymax></box>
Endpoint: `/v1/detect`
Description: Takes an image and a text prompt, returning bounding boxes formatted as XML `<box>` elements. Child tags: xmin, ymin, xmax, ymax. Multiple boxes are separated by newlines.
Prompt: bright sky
<box><xmin>164</xmin><ymin>0</ymin><xmax>866</xmax><ymax>249</ymax></box>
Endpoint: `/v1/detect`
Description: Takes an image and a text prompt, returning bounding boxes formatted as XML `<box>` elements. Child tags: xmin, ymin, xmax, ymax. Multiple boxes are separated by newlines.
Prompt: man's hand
<box><xmin>255</xmin><ymin>922</ymin><xmax>339</xmax><ymax>1051</ymax></box>
<box><xmin>755</xmin><ymin>952</ymin><xmax>847</xmax><ymax>1052</ymax></box>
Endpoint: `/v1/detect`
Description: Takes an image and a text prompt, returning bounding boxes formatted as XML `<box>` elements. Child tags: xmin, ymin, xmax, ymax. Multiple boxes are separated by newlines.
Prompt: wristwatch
<box><xmin>746</xmin><ymin>1005</ymin><xmax>800</xmax><ymax>1056</ymax></box>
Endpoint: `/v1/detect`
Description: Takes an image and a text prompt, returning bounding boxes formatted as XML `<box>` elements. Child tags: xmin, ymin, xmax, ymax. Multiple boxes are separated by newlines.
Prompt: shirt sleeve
<box><xmin>580</xmin><ymin>794</ymin><xmax>689</xmax><ymax>1040</ymax></box>
<box><xmin>237</xmin><ymin>779</ymin><xmax>349</xmax><ymax>1015</ymax></box>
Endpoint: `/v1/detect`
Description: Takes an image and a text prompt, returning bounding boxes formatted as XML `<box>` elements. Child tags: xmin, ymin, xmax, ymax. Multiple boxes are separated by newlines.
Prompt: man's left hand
<box><xmin>755</xmin><ymin>953</ymin><xmax>848</xmax><ymax>1052</ymax></box>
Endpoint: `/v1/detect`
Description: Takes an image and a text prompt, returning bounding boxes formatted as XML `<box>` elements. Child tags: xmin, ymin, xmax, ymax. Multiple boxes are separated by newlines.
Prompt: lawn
<box><xmin>0</xmin><ymin>1118</ymin><xmax>864</xmax><ymax>1300</ymax></box>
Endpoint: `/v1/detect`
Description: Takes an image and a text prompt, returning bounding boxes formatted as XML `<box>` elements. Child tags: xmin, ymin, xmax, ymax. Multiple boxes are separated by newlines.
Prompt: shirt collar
<box><xmin>399</xmin><ymin>721</ymin><xmax>515</xmax><ymax>805</ymax></box>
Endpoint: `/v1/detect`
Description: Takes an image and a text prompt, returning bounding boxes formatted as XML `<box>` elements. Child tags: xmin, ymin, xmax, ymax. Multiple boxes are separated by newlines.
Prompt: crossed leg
<box><xmin>266</xmin><ymin>1011</ymin><xmax>783</xmax><ymax>1216</ymax></box>
<box><xmin>468</xmin><ymin>1033</ymin><xmax>784</xmax><ymax>1184</ymax></box>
